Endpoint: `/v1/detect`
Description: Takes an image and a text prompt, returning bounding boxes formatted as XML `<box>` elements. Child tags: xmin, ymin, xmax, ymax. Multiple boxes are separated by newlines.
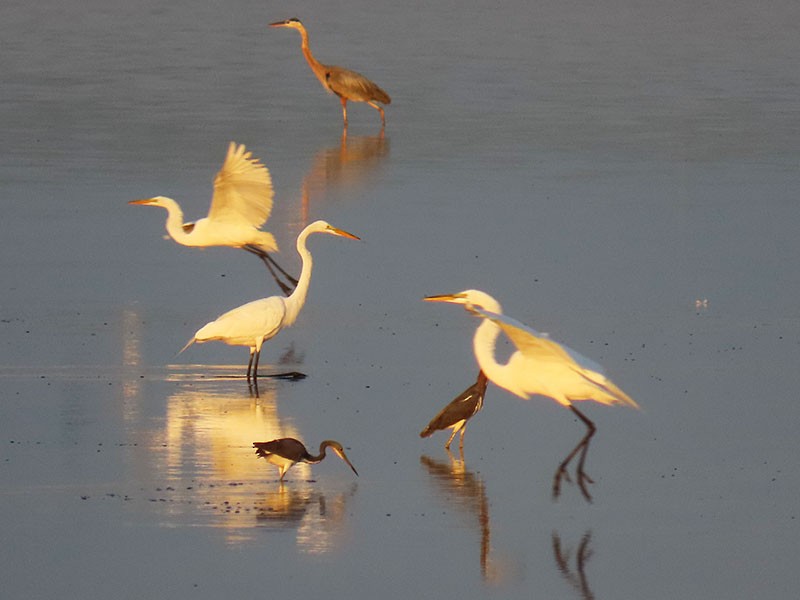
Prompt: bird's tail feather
<box><xmin>419</xmin><ymin>425</ymin><xmax>435</xmax><ymax>438</ymax></box>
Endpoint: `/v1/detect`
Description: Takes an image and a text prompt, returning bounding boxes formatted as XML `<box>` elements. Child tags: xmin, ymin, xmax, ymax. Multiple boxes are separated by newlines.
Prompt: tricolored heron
<box><xmin>420</xmin><ymin>371</ymin><xmax>488</xmax><ymax>451</ymax></box>
<box><xmin>129</xmin><ymin>142</ymin><xmax>297</xmax><ymax>295</ymax></box>
<box><xmin>269</xmin><ymin>18</ymin><xmax>391</xmax><ymax>127</ymax></box>
<box><xmin>424</xmin><ymin>289</ymin><xmax>639</xmax><ymax>501</ymax></box>
<box><xmin>180</xmin><ymin>220</ymin><xmax>359</xmax><ymax>381</ymax></box>
<box><xmin>253</xmin><ymin>438</ymin><xmax>359</xmax><ymax>480</ymax></box>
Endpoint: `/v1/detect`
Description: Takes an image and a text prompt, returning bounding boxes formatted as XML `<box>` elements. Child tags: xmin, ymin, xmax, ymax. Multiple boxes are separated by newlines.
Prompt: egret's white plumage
<box><xmin>129</xmin><ymin>142</ymin><xmax>301</xmax><ymax>294</ymax></box>
<box><xmin>424</xmin><ymin>289</ymin><xmax>638</xmax><ymax>501</ymax></box>
<box><xmin>424</xmin><ymin>290</ymin><xmax>638</xmax><ymax>410</ymax></box>
<box><xmin>181</xmin><ymin>220</ymin><xmax>359</xmax><ymax>380</ymax></box>
<box><xmin>130</xmin><ymin>141</ymin><xmax>276</xmax><ymax>251</ymax></box>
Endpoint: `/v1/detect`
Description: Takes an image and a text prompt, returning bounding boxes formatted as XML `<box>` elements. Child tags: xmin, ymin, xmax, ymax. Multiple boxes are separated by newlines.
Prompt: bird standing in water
<box><xmin>254</xmin><ymin>438</ymin><xmax>359</xmax><ymax>481</ymax></box>
<box><xmin>270</xmin><ymin>18</ymin><xmax>391</xmax><ymax>127</ymax></box>
<box><xmin>425</xmin><ymin>290</ymin><xmax>639</xmax><ymax>501</ymax></box>
<box><xmin>129</xmin><ymin>142</ymin><xmax>297</xmax><ymax>294</ymax></box>
<box><xmin>420</xmin><ymin>371</ymin><xmax>488</xmax><ymax>451</ymax></box>
<box><xmin>180</xmin><ymin>220</ymin><xmax>359</xmax><ymax>381</ymax></box>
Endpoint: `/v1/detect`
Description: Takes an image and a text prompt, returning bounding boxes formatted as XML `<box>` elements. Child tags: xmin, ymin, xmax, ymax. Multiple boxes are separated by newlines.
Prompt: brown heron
<box><xmin>253</xmin><ymin>438</ymin><xmax>359</xmax><ymax>480</ymax></box>
<box><xmin>129</xmin><ymin>142</ymin><xmax>297</xmax><ymax>295</ymax></box>
<box><xmin>425</xmin><ymin>290</ymin><xmax>639</xmax><ymax>501</ymax></box>
<box><xmin>269</xmin><ymin>18</ymin><xmax>391</xmax><ymax>127</ymax></box>
<box><xmin>179</xmin><ymin>221</ymin><xmax>360</xmax><ymax>381</ymax></box>
<box><xmin>420</xmin><ymin>371</ymin><xmax>488</xmax><ymax>451</ymax></box>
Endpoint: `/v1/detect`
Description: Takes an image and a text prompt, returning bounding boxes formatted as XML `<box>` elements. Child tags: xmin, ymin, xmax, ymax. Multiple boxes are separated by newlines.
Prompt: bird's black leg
<box><xmin>252</xmin><ymin>348</ymin><xmax>261</xmax><ymax>380</ymax></box>
<box><xmin>242</xmin><ymin>246</ymin><xmax>298</xmax><ymax>296</ymax></box>
<box><xmin>246</xmin><ymin>351</ymin><xmax>255</xmax><ymax>382</ymax></box>
<box><xmin>552</xmin><ymin>405</ymin><xmax>596</xmax><ymax>502</ymax></box>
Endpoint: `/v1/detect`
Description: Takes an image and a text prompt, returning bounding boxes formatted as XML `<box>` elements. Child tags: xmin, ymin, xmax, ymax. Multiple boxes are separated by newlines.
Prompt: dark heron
<box><xmin>253</xmin><ymin>438</ymin><xmax>359</xmax><ymax>480</ymax></box>
<box><xmin>424</xmin><ymin>289</ymin><xmax>639</xmax><ymax>501</ymax></box>
<box><xmin>269</xmin><ymin>18</ymin><xmax>391</xmax><ymax>127</ymax></box>
<box><xmin>179</xmin><ymin>221</ymin><xmax>359</xmax><ymax>382</ymax></box>
<box><xmin>420</xmin><ymin>371</ymin><xmax>488</xmax><ymax>451</ymax></box>
<box><xmin>129</xmin><ymin>141</ymin><xmax>297</xmax><ymax>295</ymax></box>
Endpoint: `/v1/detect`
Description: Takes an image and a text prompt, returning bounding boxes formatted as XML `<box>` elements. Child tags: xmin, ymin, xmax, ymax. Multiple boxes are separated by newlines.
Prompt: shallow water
<box><xmin>2</xmin><ymin>1</ymin><xmax>800</xmax><ymax>598</ymax></box>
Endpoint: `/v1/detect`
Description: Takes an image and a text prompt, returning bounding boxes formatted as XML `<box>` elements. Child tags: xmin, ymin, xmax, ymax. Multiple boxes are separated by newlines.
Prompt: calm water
<box><xmin>2</xmin><ymin>0</ymin><xmax>799</xmax><ymax>598</ymax></box>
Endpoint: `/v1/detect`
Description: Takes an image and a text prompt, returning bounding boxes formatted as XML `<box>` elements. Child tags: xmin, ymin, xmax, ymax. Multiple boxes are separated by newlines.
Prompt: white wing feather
<box><xmin>208</xmin><ymin>142</ymin><xmax>274</xmax><ymax>227</ymax></box>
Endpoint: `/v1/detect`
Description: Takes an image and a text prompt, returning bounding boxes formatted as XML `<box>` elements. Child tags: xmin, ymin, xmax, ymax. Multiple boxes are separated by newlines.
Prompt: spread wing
<box><xmin>471</xmin><ymin>307</ymin><xmax>606</xmax><ymax>375</ymax></box>
<box><xmin>207</xmin><ymin>142</ymin><xmax>274</xmax><ymax>227</ymax></box>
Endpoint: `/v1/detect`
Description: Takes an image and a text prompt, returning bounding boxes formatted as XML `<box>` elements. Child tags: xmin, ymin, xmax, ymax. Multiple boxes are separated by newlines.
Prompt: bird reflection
<box><xmin>297</xmin><ymin>130</ymin><xmax>389</xmax><ymax>224</ymax></box>
<box><xmin>255</xmin><ymin>484</ymin><xmax>358</xmax><ymax>555</ymax></box>
<box><xmin>420</xmin><ymin>453</ymin><xmax>495</xmax><ymax>581</ymax></box>
<box><xmin>552</xmin><ymin>531</ymin><xmax>595</xmax><ymax>600</ymax></box>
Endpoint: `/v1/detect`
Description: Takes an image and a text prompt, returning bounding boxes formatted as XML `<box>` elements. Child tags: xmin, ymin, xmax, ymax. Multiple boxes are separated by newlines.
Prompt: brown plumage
<box><xmin>270</xmin><ymin>18</ymin><xmax>391</xmax><ymax>127</ymax></box>
<box><xmin>421</xmin><ymin>371</ymin><xmax>488</xmax><ymax>451</ymax></box>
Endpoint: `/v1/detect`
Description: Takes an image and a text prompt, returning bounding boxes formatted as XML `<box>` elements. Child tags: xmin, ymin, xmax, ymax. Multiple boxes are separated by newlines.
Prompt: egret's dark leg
<box><xmin>246</xmin><ymin>350</ymin><xmax>255</xmax><ymax>382</ymax></box>
<box><xmin>552</xmin><ymin>405</ymin><xmax>596</xmax><ymax>502</ymax></box>
<box><xmin>252</xmin><ymin>348</ymin><xmax>261</xmax><ymax>380</ymax></box>
<box><xmin>242</xmin><ymin>245</ymin><xmax>298</xmax><ymax>296</ymax></box>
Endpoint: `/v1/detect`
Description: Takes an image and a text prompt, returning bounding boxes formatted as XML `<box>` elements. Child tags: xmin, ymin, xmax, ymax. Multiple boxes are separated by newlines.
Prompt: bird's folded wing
<box><xmin>209</xmin><ymin>142</ymin><xmax>274</xmax><ymax>227</ymax></box>
<box><xmin>472</xmin><ymin>308</ymin><xmax>606</xmax><ymax>374</ymax></box>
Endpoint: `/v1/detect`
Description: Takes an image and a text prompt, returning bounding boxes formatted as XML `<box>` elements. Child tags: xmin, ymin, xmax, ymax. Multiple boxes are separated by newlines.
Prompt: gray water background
<box><xmin>1</xmin><ymin>0</ymin><xmax>799</xmax><ymax>598</ymax></box>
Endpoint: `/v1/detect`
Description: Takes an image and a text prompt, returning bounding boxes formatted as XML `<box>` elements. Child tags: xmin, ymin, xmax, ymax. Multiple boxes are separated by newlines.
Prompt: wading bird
<box><xmin>129</xmin><ymin>142</ymin><xmax>297</xmax><ymax>295</ymax></box>
<box><xmin>420</xmin><ymin>371</ymin><xmax>488</xmax><ymax>451</ymax></box>
<box><xmin>180</xmin><ymin>220</ymin><xmax>359</xmax><ymax>381</ymax></box>
<box><xmin>269</xmin><ymin>18</ymin><xmax>391</xmax><ymax>127</ymax></box>
<box><xmin>424</xmin><ymin>290</ymin><xmax>638</xmax><ymax>501</ymax></box>
<box><xmin>254</xmin><ymin>438</ymin><xmax>359</xmax><ymax>481</ymax></box>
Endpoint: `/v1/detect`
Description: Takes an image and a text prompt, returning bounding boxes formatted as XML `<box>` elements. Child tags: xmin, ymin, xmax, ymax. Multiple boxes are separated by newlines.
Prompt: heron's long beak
<box><xmin>269</xmin><ymin>20</ymin><xmax>288</xmax><ymax>27</ymax></box>
<box><xmin>328</xmin><ymin>226</ymin><xmax>361</xmax><ymax>241</ymax></box>
<box><xmin>128</xmin><ymin>198</ymin><xmax>156</xmax><ymax>205</ymax></box>
<box><xmin>334</xmin><ymin>448</ymin><xmax>359</xmax><ymax>477</ymax></box>
<box><xmin>423</xmin><ymin>293</ymin><xmax>466</xmax><ymax>304</ymax></box>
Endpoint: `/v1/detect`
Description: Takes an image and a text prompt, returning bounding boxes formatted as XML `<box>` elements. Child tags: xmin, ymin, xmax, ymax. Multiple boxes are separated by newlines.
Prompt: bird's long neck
<box><xmin>297</xmin><ymin>27</ymin><xmax>329</xmax><ymax>88</ymax></box>
<box><xmin>282</xmin><ymin>228</ymin><xmax>315</xmax><ymax>327</ymax></box>
<box><xmin>159</xmin><ymin>198</ymin><xmax>191</xmax><ymax>245</ymax></box>
<box><xmin>306</xmin><ymin>442</ymin><xmax>330</xmax><ymax>464</ymax></box>
<box><xmin>472</xmin><ymin>319</ymin><xmax>509</xmax><ymax>390</ymax></box>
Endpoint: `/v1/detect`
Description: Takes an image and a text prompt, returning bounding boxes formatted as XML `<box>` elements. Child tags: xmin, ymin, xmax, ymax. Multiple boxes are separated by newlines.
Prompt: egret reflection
<box><xmin>552</xmin><ymin>531</ymin><xmax>595</xmax><ymax>600</ymax></box>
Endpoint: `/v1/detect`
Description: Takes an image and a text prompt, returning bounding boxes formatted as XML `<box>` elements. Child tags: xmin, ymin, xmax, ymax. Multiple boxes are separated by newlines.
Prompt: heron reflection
<box><xmin>255</xmin><ymin>483</ymin><xmax>358</xmax><ymax>555</ymax></box>
<box><xmin>420</xmin><ymin>454</ymin><xmax>495</xmax><ymax>581</ymax></box>
<box><xmin>552</xmin><ymin>531</ymin><xmax>595</xmax><ymax>600</ymax></box>
<box><xmin>297</xmin><ymin>130</ymin><xmax>389</xmax><ymax>225</ymax></box>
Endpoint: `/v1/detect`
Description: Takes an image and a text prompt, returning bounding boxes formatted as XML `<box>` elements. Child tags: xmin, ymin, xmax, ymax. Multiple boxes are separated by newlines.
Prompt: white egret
<box><xmin>180</xmin><ymin>220</ymin><xmax>359</xmax><ymax>380</ymax></box>
<box><xmin>253</xmin><ymin>438</ymin><xmax>359</xmax><ymax>481</ymax></box>
<box><xmin>420</xmin><ymin>371</ymin><xmax>488</xmax><ymax>452</ymax></box>
<box><xmin>269</xmin><ymin>18</ymin><xmax>391</xmax><ymax>127</ymax></box>
<box><xmin>424</xmin><ymin>289</ymin><xmax>638</xmax><ymax>500</ymax></box>
<box><xmin>129</xmin><ymin>141</ymin><xmax>297</xmax><ymax>294</ymax></box>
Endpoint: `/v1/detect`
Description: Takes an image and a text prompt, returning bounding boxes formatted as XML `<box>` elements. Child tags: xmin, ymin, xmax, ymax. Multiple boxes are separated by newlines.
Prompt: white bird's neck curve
<box><xmin>281</xmin><ymin>227</ymin><xmax>315</xmax><ymax>327</ymax></box>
